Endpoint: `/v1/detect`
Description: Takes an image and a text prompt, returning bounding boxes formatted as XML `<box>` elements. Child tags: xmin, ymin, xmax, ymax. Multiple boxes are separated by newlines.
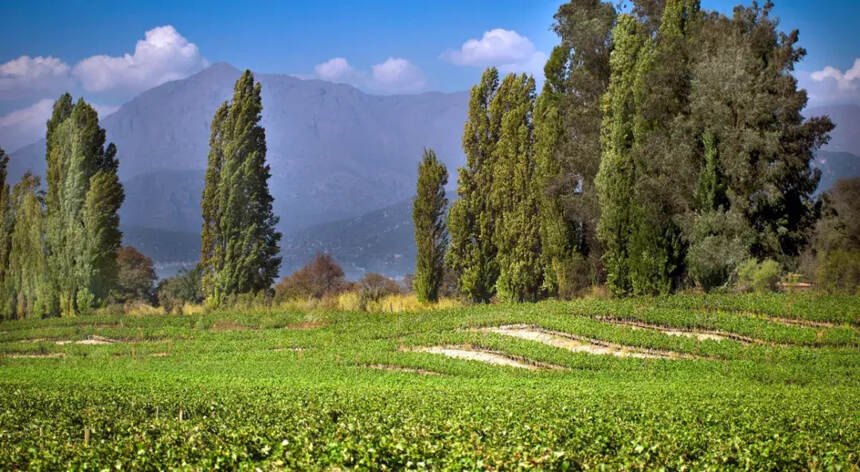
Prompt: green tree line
<box><xmin>414</xmin><ymin>0</ymin><xmax>839</xmax><ymax>302</ymax></box>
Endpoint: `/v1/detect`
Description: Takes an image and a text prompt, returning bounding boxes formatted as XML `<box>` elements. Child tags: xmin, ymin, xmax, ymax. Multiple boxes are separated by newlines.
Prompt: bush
<box><xmin>682</xmin><ymin>210</ymin><xmax>753</xmax><ymax>292</ymax></box>
<box><xmin>737</xmin><ymin>259</ymin><xmax>781</xmax><ymax>293</ymax></box>
<box><xmin>275</xmin><ymin>253</ymin><xmax>350</xmax><ymax>301</ymax></box>
<box><xmin>111</xmin><ymin>246</ymin><xmax>157</xmax><ymax>305</ymax></box>
<box><xmin>157</xmin><ymin>265</ymin><xmax>204</xmax><ymax>313</ymax></box>
<box><xmin>815</xmin><ymin>250</ymin><xmax>860</xmax><ymax>294</ymax></box>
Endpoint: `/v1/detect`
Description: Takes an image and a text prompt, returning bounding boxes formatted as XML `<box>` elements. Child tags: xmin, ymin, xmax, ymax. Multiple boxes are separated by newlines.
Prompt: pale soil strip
<box><xmin>597</xmin><ymin>317</ymin><xmax>754</xmax><ymax>343</ymax></box>
<box><xmin>764</xmin><ymin>316</ymin><xmax>840</xmax><ymax>329</ymax></box>
<box><xmin>272</xmin><ymin>347</ymin><xmax>306</xmax><ymax>352</ymax></box>
<box><xmin>482</xmin><ymin>325</ymin><xmax>700</xmax><ymax>360</ymax></box>
<box><xmin>364</xmin><ymin>364</ymin><xmax>441</xmax><ymax>376</ymax></box>
<box><xmin>408</xmin><ymin>345</ymin><xmax>560</xmax><ymax>370</ymax></box>
<box><xmin>2</xmin><ymin>352</ymin><xmax>66</xmax><ymax>359</ymax></box>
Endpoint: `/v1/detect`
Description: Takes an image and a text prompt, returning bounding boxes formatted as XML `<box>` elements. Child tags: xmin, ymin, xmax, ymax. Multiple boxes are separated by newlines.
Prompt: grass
<box><xmin>1</xmin><ymin>294</ymin><xmax>859</xmax><ymax>470</ymax></box>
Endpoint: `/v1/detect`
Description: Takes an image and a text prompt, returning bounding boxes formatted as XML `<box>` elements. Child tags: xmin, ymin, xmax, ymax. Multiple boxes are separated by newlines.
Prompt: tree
<box><xmin>596</xmin><ymin>15</ymin><xmax>648</xmax><ymax>296</ymax></box>
<box><xmin>491</xmin><ymin>74</ymin><xmax>542</xmax><ymax>302</ymax></box>
<box><xmin>44</xmin><ymin>96</ymin><xmax>123</xmax><ymax>315</ymax></box>
<box><xmin>4</xmin><ymin>173</ymin><xmax>48</xmax><ymax>318</ymax></box>
<box><xmin>274</xmin><ymin>253</ymin><xmax>348</xmax><ymax>300</ymax></box>
<box><xmin>157</xmin><ymin>265</ymin><xmax>204</xmax><ymax>313</ymax></box>
<box><xmin>113</xmin><ymin>246</ymin><xmax>157</xmax><ymax>304</ymax></box>
<box><xmin>412</xmin><ymin>148</ymin><xmax>448</xmax><ymax>303</ymax></box>
<box><xmin>200</xmin><ymin>70</ymin><xmax>282</xmax><ymax>305</ymax></box>
<box><xmin>535</xmin><ymin>0</ymin><xmax>616</xmax><ymax>297</ymax></box>
<box><xmin>447</xmin><ymin>68</ymin><xmax>502</xmax><ymax>303</ymax></box>
<box><xmin>0</xmin><ymin>148</ymin><xmax>10</xmax><ymax>311</ymax></box>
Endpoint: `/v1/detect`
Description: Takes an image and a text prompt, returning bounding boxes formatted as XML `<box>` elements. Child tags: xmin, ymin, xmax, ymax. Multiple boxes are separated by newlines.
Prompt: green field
<box><xmin>1</xmin><ymin>294</ymin><xmax>859</xmax><ymax>470</ymax></box>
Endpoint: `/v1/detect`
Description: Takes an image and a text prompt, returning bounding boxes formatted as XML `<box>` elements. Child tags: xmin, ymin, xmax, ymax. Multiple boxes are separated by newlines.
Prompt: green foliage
<box><xmin>683</xmin><ymin>210</ymin><xmax>754</xmax><ymax>292</ymax></box>
<box><xmin>156</xmin><ymin>265</ymin><xmax>204</xmax><ymax>313</ymax></box>
<box><xmin>737</xmin><ymin>259</ymin><xmax>782</xmax><ymax>293</ymax></box>
<box><xmin>0</xmin><ymin>148</ymin><xmax>10</xmax><ymax>316</ymax></box>
<box><xmin>3</xmin><ymin>173</ymin><xmax>49</xmax><ymax>318</ymax></box>
<box><xmin>412</xmin><ymin>149</ymin><xmax>448</xmax><ymax>303</ymax></box>
<box><xmin>43</xmin><ymin>95</ymin><xmax>123</xmax><ymax>316</ymax></box>
<box><xmin>200</xmin><ymin>70</ymin><xmax>281</xmax><ymax>305</ymax></box>
<box><xmin>491</xmin><ymin>74</ymin><xmax>543</xmax><ymax>302</ymax></box>
<box><xmin>447</xmin><ymin>68</ymin><xmax>501</xmax><ymax>303</ymax></box>
<box><xmin>1</xmin><ymin>294</ymin><xmax>859</xmax><ymax>469</ymax></box>
<box><xmin>815</xmin><ymin>250</ymin><xmax>860</xmax><ymax>295</ymax></box>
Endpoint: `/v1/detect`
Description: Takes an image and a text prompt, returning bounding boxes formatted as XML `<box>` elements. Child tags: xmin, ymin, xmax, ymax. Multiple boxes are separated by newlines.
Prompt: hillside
<box><xmin>8</xmin><ymin>62</ymin><xmax>467</xmax><ymax>233</ymax></box>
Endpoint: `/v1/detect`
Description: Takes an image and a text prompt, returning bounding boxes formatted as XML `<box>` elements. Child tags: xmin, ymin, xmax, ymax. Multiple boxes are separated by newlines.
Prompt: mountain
<box><xmin>813</xmin><ymin>151</ymin><xmax>860</xmax><ymax>195</ymax></box>
<box><xmin>281</xmin><ymin>197</ymin><xmax>416</xmax><ymax>280</ymax></box>
<box><xmin>121</xmin><ymin>226</ymin><xmax>200</xmax><ymax>278</ymax></box>
<box><xmin>806</xmin><ymin>105</ymin><xmax>860</xmax><ymax>156</ymax></box>
<box><xmin>8</xmin><ymin>62</ymin><xmax>468</xmax><ymax>234</ymax></box>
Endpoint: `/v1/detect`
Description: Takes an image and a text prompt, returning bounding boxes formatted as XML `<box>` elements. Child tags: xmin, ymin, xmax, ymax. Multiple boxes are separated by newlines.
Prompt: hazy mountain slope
<box><xmin>813</xmin><ymin>151</ymin><xmax>860</xmax><ymax>194</ymax></box>
<box><xmin>806</xmin><ymin>105</ymin><xmax>860</xmax><ymax>156</ymax></box>
<box><xmin>8</xmin><ymin>62</ymin><xmax>468</xmax><ymax>232</ymax></box>
<box><xmin>281</xmin><ymin>197</ymin><xmax>416</xmax><ymax>280</ymax></box>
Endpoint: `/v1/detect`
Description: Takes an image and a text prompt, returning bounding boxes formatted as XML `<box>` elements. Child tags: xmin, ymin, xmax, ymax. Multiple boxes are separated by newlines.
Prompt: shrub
<box><xmin>737</xmin><ymin>259</ymin><xmax>781</xmax><ymax>293</ymax></box>
<box><xmin>815</xmin><ymin>250</ymin><xmax>860</xmax><ymax>294</ymax></box>
<box><xmin>683</xmin><ymin>210</ymin><xmax>753</xmax><ymax>292</ymax></box>
<box><xmin>157</xmin><ymin>265</ymin><xmax>204</xmax><ymax>313</ymax></box>
<box><xmin>275</xmin><ymin>253</ymin><xmax>350</xmax><ymax>301</ymax></box>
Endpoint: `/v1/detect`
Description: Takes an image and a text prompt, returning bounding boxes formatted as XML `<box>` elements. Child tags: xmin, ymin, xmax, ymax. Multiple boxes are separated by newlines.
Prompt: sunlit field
<box><xmin>1</xmin><ymin>293</ymin><xmax>858</xmax><ymax>470</ymax></box>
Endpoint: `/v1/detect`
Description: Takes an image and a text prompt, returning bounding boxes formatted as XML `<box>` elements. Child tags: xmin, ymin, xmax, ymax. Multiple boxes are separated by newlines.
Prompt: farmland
<box><xmin>1</xmin><ymin>294</ymin><xmax>859</xmax><ymax>470</ymax></box>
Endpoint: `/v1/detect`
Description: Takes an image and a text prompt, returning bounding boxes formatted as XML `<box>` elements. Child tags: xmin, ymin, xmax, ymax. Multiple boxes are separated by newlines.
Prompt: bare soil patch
<box><xmin>272</xmin><ymin>347</ymin><xmax>306</xmax><ymax>352</ymax></box>
<box><xmin>597</xmin><ymin>317</ymin><xmax>753</xmax><ymax>343</ymax></box>
<box><xmin>406</xmin><ymin>345</ymin><xmax>562</xmax><ymax>370</ymax></box>
<box><xmin>3</xmin><ymin>352</ymin><xmax>66</xmax><ymax>359</ymax></box>
<box><xmin>765</xmin><ymin>316</ymin><xmax>839</xmax><ymax>329</ymax></box>
<box><xmin>482</xmin><ymin>325</ymin><xmax>701</xmax><ymax>360</ymax></box>
<box><xmin>364</xmin><ymin>364</ymin><xmax>441</xmax><ymax>375</ymax></box>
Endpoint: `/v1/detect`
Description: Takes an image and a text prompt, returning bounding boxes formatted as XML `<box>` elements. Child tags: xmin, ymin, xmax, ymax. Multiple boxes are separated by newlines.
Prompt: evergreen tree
<box><xmin>200</xmin><ymin>70</ymin><xmax>281</xmax><ymax>305</ymax></box>
<box><xmin>44</xmin><ymin>96</ymin><xmax>123</xmax><ymax>315</ymax></box>
<box><xmin>412</xmin><ymin>148</ymin><xmax>448</xmax><ymax>303</ymax></box>
<box><xmin>447</xmin><ymin>68</ymin><xmax>501</xmax><ymax>303</ymax></box>
<box><xmin>596</xmin><ymin>15</ymin><xmax>647</xmax><ymax>296</ymax></box>
<box><xmin>5</xmin><ymin>173</ymin><xmax>48</xmax><ymax>318</ymax></box>
<box><xmin>491</xmin><ymin>74</ymin><xmax>542</xmax><ymax>302</ymax></box>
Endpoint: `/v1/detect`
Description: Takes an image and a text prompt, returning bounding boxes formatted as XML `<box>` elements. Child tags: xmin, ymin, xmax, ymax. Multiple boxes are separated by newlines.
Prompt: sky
<box><xmin>1</xmin><ymin>0</ymin><xmax>858</xmax><ymax>153</ymax></box>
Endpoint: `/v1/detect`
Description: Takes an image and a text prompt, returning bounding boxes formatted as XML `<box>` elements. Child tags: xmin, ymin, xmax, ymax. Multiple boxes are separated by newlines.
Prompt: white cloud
<box><xmin>0</xmin><ymin>56</ymin><xmax>73</xmax><ymax>99</ymax></box>
<box><xmin>798</xmin><ymin>58</ymin><xmax>860</xmax><ymax>106</ymax></box>
<box><xmin>311</xmin><ymin>56</ymin><xmax>426</xmax><ymax>94</ymax></box>
<box><xmin>314</xmin><ymin>57</ymin><xmax>357</xmax><ymax>83</ymax></box>
<box><xmin>0</xmin><ymin>99</ymin><xmax>119</xmax><ymax>153</ymax></box>
<box><xmin>72</xmin><ymin>25</ymin><xmax>208</xmax><ymax>93</ymax></box>
<box><xmin>370</xmin><ymin>58</ymin><xmax>425</xmax><ymax>93</ymax></box>
<box><xmin>443</xmin><ymin>28</ymin><xmax>547</xmax><ymax>79</ymax></box>
<box><xmin>0</xmin><ymin>99</ymin><xmax>52</xmax><ymax>152</ymax></box>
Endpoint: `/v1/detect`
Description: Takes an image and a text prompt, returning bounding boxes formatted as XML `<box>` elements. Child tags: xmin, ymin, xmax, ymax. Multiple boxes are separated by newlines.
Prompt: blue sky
<box><xmin>1</xmin><ymin>0</ymin><xmax>858</xmax><ymax>152</ymax></box>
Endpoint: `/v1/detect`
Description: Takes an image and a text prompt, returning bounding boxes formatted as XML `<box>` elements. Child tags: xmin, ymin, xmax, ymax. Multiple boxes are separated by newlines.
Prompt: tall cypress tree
<box><xmin>412</xmin><ymin>148</ymin><xmax>448</xmax><ymax>303</ymax></box>
<box><xmin>5</xmin><ymin>173</ymin><xmax>48</xmax><ymax>318</ymax></box>
<box><xmin>596</xmin><ymin>15</ymin><xmax>647</xmax><ymax>296</ymax></box>
<box><xmin>447</xmin><ymin>68</ymin><xmax>501</xmax><ymax>303</ymax></box>
<box><xmin>200</xmin><ymin>70</ymin><xmax>281</xmax><ymax>305</ymax></box>
<box><xmin>44</xmin><ymin>96</ymin><xmax>123</xmax><ymax>315</ymax></box>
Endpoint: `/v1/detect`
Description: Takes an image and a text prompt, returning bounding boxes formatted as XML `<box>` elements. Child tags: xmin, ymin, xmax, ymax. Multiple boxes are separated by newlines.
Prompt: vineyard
<box><xmin>1</xmin><ymin>294</ymin><xmax>859</xmax><ymax>470</ymax></box>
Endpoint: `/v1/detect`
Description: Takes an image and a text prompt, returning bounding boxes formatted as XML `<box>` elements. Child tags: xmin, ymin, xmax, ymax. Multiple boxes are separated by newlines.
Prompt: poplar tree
<box><xmin>5</xmin><ymin>173</ymin><xmax>48</xmax><ymax>318</ymax></box>
<box><xmin>200</xmin><ymin>70</ymin><xmax>281</xmax><ymax>305</ymax></box>
<box><xmin>491</xmin><ymin>74</ymin><xmax>542</xmax><ymax>302</ymax></box>
<box><xmin>412</xmin><ymin>148</ymin><xmax>448</xmax><ymax>303</ymax></box>
<box><xmin>44</xmin><ymin>96</ymin><xmax>123</xmax><ymax>315</ymax></box>
<box><xmin>447</xmin><ymin>68</ymin><xmax>501</xmax><ymax>303</ymax></box>
<box><xmin>0</xmin><ymin>149</ymin><xmax>11</xmax><ymax>317</ymax></box>
<box><xmin>535</xmin><ymin>0</ymin><xmax>616</xmax><ymax>297</ymax></box>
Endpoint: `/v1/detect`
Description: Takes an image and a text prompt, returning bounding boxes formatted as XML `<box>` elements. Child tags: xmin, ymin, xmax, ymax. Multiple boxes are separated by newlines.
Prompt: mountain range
<box><xmin>6</xmin><ymin>64</ymin><xmax>859</xmax><ymax>280</ymax></box>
